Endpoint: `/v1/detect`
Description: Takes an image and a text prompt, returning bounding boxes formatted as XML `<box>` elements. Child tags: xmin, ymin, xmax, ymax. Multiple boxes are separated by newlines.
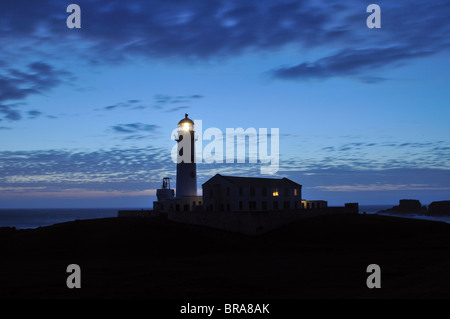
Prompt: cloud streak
<box><xmin>111</xmin><ymin>123</ymin><xmax>159</xmax><ymax>134</ymax></box>
<box><xmin>98</xmin><ymin>95</ymin><xmax>203</xmax><ymax>113</ymax></box>
<box><xmin>0</xmin><ymin>147</ymin><xmax>174</xmax><ymax>193</ymax></box>
<box><xmin>271</xmin><ymin>46</ymin><xmax>435</xmax><ymax>82</ymax></box>
<box><xmin>0</xmin><ymin>61</ymin><xmax>71</xmax><ymax>122</ymax></box>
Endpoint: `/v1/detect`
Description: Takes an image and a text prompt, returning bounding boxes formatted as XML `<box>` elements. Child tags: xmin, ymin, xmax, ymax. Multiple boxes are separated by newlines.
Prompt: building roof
<box><xmin>203</xmin><ymin>174</ymin><xmax>302</xmax><ymax>188</ymax></box>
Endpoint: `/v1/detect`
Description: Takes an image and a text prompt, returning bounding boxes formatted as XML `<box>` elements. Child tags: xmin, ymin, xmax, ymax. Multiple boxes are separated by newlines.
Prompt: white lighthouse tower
<box><xmin>176</xmin><ymin>113</ymin><xmax>197</xmax><ymax>197</ymax></box>
<box><xmin>153</xmin><ymin>114</ymin><xmax>202</xmax><ymax>212</ymax></box>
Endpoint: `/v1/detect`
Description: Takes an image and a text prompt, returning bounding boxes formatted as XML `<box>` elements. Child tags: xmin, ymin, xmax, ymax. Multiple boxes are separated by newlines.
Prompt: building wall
<box><xmin>301</xmin><ymin>200</ymin><xmax>328</xmax><ymax>209</ymax></box>
<box><xmin>202</xmin><ymin>176</ymin><xmax>302</xmax><ymax>212</ymax></box>
<box><xmin>203</xmin><ymin>177</ymin><xmax>235</xmax><ymax>212</ymax></box>
<box><xmin>153</xmin><ymin>195</ymin><xmax>203</xmax><ymax>212</ymax></box>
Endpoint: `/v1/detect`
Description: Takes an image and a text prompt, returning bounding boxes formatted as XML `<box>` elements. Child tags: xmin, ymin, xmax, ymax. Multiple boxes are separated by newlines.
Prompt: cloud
<box><xmin>1</xmin><ymin>1</ymin><xmax>449</xmax><ymax>82</ymax></box>
<box><xmin>2</xmin><ymin>146</ymin><xmax>449</xmax><ymax>207</ymax></box>
<box><xmin>111</xmin><ymin>123</ymin><xmax>159</xmax><ymax>134</ymax></box>
<box><xmin>270</xmin><ymin>46</ymin><xmax>435</xmax><ymax>82</ymax></box>
<box><xmin>0</xmin><ymin>62</ymin><xmax>69</xmax><ymax>101</ymax></box>
<box><xmin>153</xmin><ymin>94</ymin><xmax>204</xmax><ymax>112</ymax></box>
<box><xmin>0</xmin><ymin>147</ymin><xmax>266</xmax><ymax>201</ymax></box>
<box><xmin>0</xmin><ymin>147</ymin><xmax>174</xmax><ymax>193</ymax></box>
<box><xmin>110</xmin><ymin>123</ymin><xmax>160</xmax><ymax>141</ymax></box>
<box><xmin>0</xmin><ymin>104</ymin><xmax>22</xmax><ymax>121</ymax></box>
<box><xmin>165</xmin><ymin>105</ymin><xmax>189</xmax><ymax>113</ymax></box>
<box><xmin>98</xmin><ymin>95</ymin><xmax>203</xmax><ymax>112</ymax></box>
<box><xmin>27</xmin><ymin>110</ymin><xmax>43</xmax><ymax>119</ymax></box>
<box><xmin>357</xmin><ymin>76</ymin><xmax>389</xmax><ymax>84</ymax></box>
<box><xmin>282</xmin><ymin>140</ymin><xmax>450</xmax><ymax>172</ymax></box>
<box><xmin>0</xmin><ymin>61</ymin><xmax>71</xmax><ymax>122</ymax></box>
<box><xmin>99</xmin><ymin>99</ymin><xmax>145</xmax><ymax>111</ymax></box>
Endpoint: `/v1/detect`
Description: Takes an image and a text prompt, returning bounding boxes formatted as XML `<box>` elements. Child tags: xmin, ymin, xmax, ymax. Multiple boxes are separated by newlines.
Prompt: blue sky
<box><xmin>1</xmin><ymin>0</ymin><xmax>450</xmax><ymax>208</ymax></box>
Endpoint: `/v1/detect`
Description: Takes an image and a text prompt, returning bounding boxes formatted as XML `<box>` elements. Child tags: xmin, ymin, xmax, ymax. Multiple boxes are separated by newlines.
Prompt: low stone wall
<box><xmin>168</xmin><ymin>208</ymin><xmax>356</xmax><ymax>236</ymax></box>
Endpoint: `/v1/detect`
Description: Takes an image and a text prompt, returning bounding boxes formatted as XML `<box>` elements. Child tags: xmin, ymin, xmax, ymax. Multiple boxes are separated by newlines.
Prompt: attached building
<box><xmin>301</xmin><ymin>200</ymin><xmax>328</xmax><ymax>209</ymax></box>
<box><xmin>202</xmin><ymin>174</ymin><xmax>302</xmax><ymax>212</ymax></box>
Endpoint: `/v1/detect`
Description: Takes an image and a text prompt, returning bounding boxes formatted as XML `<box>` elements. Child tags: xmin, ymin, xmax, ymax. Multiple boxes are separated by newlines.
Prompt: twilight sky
<box><xmin>1</xmin><ymin>0</ymin><xmax>450</xmax><ymax>208</ymax></box>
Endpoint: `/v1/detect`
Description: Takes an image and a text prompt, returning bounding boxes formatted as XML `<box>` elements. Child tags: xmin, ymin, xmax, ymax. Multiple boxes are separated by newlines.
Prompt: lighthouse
<box><xmin>153</xmin><ymin>114</ymin><xmax>202</xmax><ymax>212</ymax></box>
<box><xmin>175</xmin><ymin>113</ymin><xmax>197</xmax><ymax>197</ymax></box>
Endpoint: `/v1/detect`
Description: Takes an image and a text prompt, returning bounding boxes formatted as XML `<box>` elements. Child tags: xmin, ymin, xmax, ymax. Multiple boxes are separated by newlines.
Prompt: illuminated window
<box><xmin>294</xmin><ymin>188</ymin><xmax>298</xmax><ymax>197</ymax></box>
<box><xmin>273</xmin><ymin>188</ymin><xmax>279</xmax><ymax>197</ymax></box>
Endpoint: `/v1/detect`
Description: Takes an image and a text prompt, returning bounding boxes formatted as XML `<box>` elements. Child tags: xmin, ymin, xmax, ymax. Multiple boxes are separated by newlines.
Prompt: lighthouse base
<box><xmin>153</xmin><ymin>195</ymin><xmax>203</xmax><ymax>213</ymax></box>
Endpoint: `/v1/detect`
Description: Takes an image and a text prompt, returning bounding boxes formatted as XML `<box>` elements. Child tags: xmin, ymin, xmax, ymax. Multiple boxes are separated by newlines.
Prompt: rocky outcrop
<box><xmin>378</xmin><ymin>199</ymin><xmax>427</xmax><ymax>215</ymax></box>
<box><xmin>398</xmin><ymin>199</ymin><xmax>423</xmax><ymax>212</ymax></box>
<box><xmin>427</xmin><ymin>201</ymin><xmax>450</xmax><ymax>216</ymax></box>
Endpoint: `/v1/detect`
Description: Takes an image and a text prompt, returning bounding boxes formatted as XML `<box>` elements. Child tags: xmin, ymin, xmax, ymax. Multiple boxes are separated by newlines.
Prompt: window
<box><xmin>294</xmin><ymin>188</ymin><xmax>298</xmax><ymax>197</ymax></box>
<box><xmin>273</xmin><ymin>201</ymin><xmax>279</xmax><ymax>210</ymax></box>
<box><xmin>226</xmin><ymin>187</ymin><xmax>230</xmax><ymax>196</ymax></box>
<box><xmin>262</xmin><ymin>187</ymin><xmax>267</xmax><ymax>197</ymax></box>
<box><xmin>285</xmin><ymin>188</ymin><xmax>289</xmax><ymax>196</ymax></box>
<box><xmin>284</xmin><ymin>201</ymin><xmax>290</xmax><ymax>210</ymax></box>
<box><xmin>273</xmin><ymin>188</ymin><xmax>279</xmax><ymax>197</ymax></box>
<box><xmin>176</xmin><ymin>204</ymin><xmax>180</xmax><ymax>211</ymax></box>
<box><xmin>209</xmin><ymin>189</ymin><xmax>213</xmax><ymax>199</ymax></box>
<box><xmin>227</xmin><ymin>204</ymin><xmax>230</xmax><ymax>211</ymax></box>
<box><xmin>262</xmin><ymin>201</ymin><xmax>267</xmax><ymax>210</ymax></box>
<box><xmin>249</xmin><ymin>201</ymin><xmax>257</xmax><ymax>210</ymax></box>
<box><xmin>250</xmin><ymin>187</ymin><xmax>255</xmax><ymax>196</ymax></box>
<box><xmin>239</xmin><ymin>187</ymin><xmax>243</xmax><ymax>196</ymax></box>
<box><xmin>239</xmin><ymin>201</ymin><xmax>243</xmax><ymax>210</ymax></box>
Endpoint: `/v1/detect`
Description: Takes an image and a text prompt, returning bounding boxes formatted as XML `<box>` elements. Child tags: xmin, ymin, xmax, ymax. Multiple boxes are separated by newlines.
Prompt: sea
<box><xmin>0</xmin><ymin>205</ymin><xmax>449</xmax><ymax>229</ymax></box>
<box><xmin>0</xmin><ymin>208</ymin><xmax>128</xmax><ymax>229</ymax></box>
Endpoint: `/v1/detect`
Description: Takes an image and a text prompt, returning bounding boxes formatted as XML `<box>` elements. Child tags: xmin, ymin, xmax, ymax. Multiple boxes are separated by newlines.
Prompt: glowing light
<box><xmin>273</xmin><ymin>188</ymin><xmax>279</xmax><ymax>197</ymax></box>
<box><xmin>183</xmin><ymin>123</ymin><xmax>190</xmax><ymax>131</ymax></box>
